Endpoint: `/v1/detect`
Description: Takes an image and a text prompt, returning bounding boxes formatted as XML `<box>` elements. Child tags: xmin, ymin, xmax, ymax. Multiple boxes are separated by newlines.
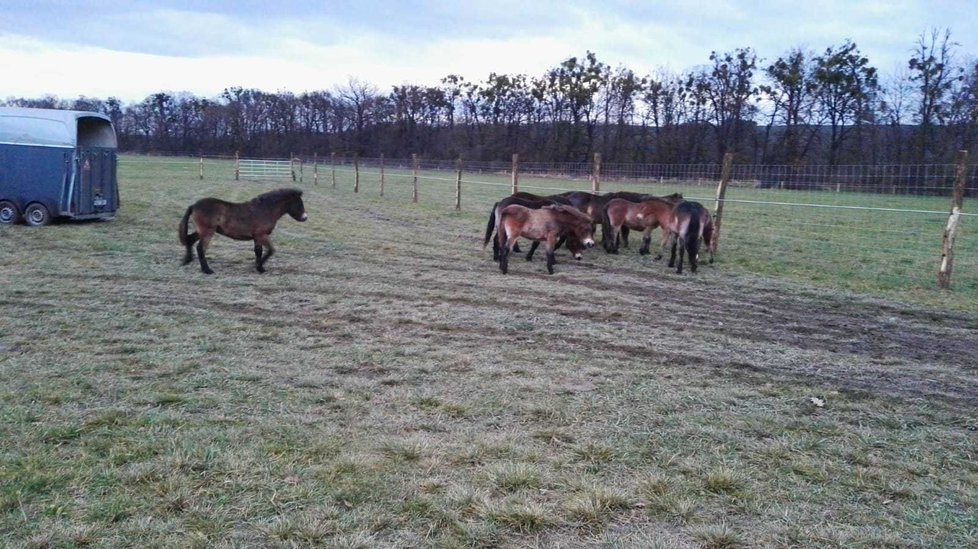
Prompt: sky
<box><xmin>1</xmin><ymin>0</ymin><xmax>976</xmax><ymax>104</ymax></box>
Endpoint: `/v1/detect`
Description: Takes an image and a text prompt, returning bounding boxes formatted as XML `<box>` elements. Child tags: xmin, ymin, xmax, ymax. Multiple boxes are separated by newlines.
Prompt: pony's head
<box><xmin>285</xmin><ymin>190</ymin><xmax>308</xmax><ymax>222</ymax></box>
<box><xmin>558</xmin><ymin>206</ymin><xmax>595</xmax><ymax>252</ymax></box>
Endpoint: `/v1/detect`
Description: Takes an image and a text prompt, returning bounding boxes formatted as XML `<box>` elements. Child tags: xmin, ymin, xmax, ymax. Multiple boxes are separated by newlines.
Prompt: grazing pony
<box><xmin>179</xmin><ymin>188</ymin><xmax>307</xmax><ymax>274</ymax></box>
<box><xmin>485</xmin><ymin>194</ymin><xmax>580</xmax><ymax>261</ymax></box>
<box><xmin>659</xmin><ymin>201</ymin><xmax>715</xmax><ymax>274</ymax></box>
<box><xmin>602</xmin><ymin>196</ymin><xmax>678</xmax><ymax>255</ymax></box>
<box><xmin>558</xmin><ymin>190</ymin><xmax>683</xmax><ymax>249</ymax></box>
<box><xmin>497</xmin><ymin>204</ymin><xmax>595</xmax><ymax>274</ymax></box>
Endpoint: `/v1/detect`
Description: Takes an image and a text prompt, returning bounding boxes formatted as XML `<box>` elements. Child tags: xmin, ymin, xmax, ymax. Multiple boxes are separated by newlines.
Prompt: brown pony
<box><xmin>179</xmin><ymin>188</ymin><xmax>307</xmax><ymax>274</ymax></box>
<box><xmin>659</xmin><ymin>201</ymin><xmax>715</xmax><ymax>274</ymax></box>
<box><xmin>602</xmin><ymin>196</ymin><xmax>677</xmax><ymax>255</ymax></box>
<box><xmin>484</xmin><ymin>194</ymin><xmax>580</xmax><ymax>261</ymax></box>
<box><xmin>497</xmin><ymin>204</ymin><xmax>595</xmax><ymax>274</ymax></box>
<box><xmin>558</xmin><ymin>190</ymin><xmax>683</xmax><ymax>248</ymax></box>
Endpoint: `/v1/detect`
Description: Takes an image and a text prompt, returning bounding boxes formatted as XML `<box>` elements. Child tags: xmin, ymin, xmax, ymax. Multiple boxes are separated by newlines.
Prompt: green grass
<box><xmin>0</xmin><ymin>155</ymin><xmax>976</xmax><ymax>547</ymax></box>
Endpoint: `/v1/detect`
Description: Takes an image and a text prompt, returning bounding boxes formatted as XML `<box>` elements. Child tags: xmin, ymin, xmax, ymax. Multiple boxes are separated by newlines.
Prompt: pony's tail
<box><xmin>685</xmin><ymin>210</ymin><xmax>701</xmax><ymax>264</ymax></box>
<box><xmin>601</xmin><ymin>206</ymin><xmax>613</xmax><ymax>252</ymax></box>
<box><xmin>497</xmin><ymin>210</ymin><xmax>508</xmax><ymax>251</ymax></box>
<box><xmin>483</xmin><ymin>202</ymin><xmax>498</xmax><ymax>248</ymax></box>
<box><xmin>178</xmin><ymin>205</ymin><xmax>193</xmax><ymax>246</ymax></box>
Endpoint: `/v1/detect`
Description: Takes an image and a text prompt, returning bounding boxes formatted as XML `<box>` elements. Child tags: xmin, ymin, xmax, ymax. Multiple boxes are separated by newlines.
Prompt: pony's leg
<box><xmin>499</xmin><ymin>242</ymin><xmax>510</xmax><ymax>274</ymax></box>
<box><xmin>606</xmin><ymin>226</ymin><xmax>620</xmax><ymax>254</ymax></box>
<box><xmin>254</xmin><ymin>242</ymin><xmax>264</xmax><ymax>272</ymax></box>
<box><xmin>639</xmin><ymin>227</ymin><xmax>653</xmax><ymax>255</ymax></box>
<box><xmin>704</xmin><ymin>229</ymin><xmax>716</xmax><ymax>264</ymax></box>
<box><xmin>675</xmin><ymin>236</ymin><xmax>686</xmax><ymax>274</ymax></box>
<box><xmin>621</xmin><ymin>226</ymin><xmax>631</xmax><ymax>248</ymax></box>
<box><xmin>182</xmin><ymin>232</ymin><xmax>199</xmax><ymax>265</ymax></box>
<box><xmin>525</xmin><ymin>240</ymin><xmax>539</xmax><ymax>261</ymax></box>
<box><xmin>255</xmin><ymin>235</ymin><xmax>274</xmax><ymax>273</ymax></box>
<box><xmin>196</xmin><ymin>234</ymin><xmax>214</xmax><ymax>275</ymax></box>
<box><xmin>554</xmin><ymin>235</ymin><xmax>566</xmax><ymax>251</ymax></box>
<box><xmin>545</xmin><ymin>236</ymin><xmax>557</xmax><ymax>274</ymax></box>
<box><xmin>668</xmin><ymin>237</ymin><xmax>678</xmax><ymax>267</ymax></box>
<box><xmin>653</xmin><ymin>231</ymin><xmax>669</xmax><ymax>261</ymax></box>
<box><xmin>492</xmin><ymin>231</ymin><xmax>500</xmax><ymax>262</ymax></box>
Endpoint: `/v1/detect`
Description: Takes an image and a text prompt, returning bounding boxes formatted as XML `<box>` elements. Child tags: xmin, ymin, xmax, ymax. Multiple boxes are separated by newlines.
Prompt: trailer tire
<box><xmin>0</xmin><ymin>200</ymin><xmax>19</xmax><ymax>224</ymax></box>
<box><xmin>24</xmin><ymin>203</ymin><xmax>51</xmax><ymax>227</ymax></box>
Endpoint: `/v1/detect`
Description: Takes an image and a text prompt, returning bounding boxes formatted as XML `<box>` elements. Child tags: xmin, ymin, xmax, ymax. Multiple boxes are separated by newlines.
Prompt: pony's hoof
<box><xmin>202</xmin><ymin>269</ymin><xmax>215</xmax><ymax>275</ymax></box>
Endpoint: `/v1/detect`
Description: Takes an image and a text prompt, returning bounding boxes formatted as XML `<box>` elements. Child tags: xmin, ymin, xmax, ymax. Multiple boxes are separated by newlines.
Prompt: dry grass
<box><xmin>0</xmin><ymin>156</ymin><xmax>976</xmax><ymax>547</ymax></box>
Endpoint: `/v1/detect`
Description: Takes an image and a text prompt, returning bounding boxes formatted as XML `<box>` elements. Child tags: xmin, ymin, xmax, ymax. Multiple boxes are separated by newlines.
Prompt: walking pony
<box><xmin>658</xmin><ymin>200</ymin><xmax>715</xmax><ymax>274</ymax></box>
<box><xmin>179</xmin><ymin>188</ymin><xmax>307</xmax><ymax>274</ymax></box>
<box><xmin>497</xmin><ymin>204</ymin><xmax>595</xmax><ymax>274</ymax></box>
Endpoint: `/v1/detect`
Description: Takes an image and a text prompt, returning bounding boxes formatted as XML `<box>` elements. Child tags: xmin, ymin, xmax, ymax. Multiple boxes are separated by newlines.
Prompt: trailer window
<box><xmin>77</xmin><ymin>117</ymin><xmax>117</xmax><ymax>148</ymax></box>
<box><xmin>0</xmin><ymin>116</ymin><xmax>71</xmax><ymax>146</ymax></box>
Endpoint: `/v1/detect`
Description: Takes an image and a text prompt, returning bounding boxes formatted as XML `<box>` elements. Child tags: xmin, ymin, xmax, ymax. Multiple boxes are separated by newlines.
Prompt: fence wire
<box><xmin>119</xmin><ymin>155</ymin><xmax>978</xmax><ymax>292</ymax></box>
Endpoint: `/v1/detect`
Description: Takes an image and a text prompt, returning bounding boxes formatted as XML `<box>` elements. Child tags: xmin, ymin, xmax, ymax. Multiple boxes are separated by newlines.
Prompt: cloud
<box><xmin>2</xmin><ymin>1</ymin><xmax>976</xmax><ymax>103</ymax></box>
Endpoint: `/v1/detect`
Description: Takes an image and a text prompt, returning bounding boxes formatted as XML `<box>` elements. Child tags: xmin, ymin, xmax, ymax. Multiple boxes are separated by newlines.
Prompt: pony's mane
<box><xmin>253</xmin><ymin>188</ymin><xmax>303</xmax><ymax>206</ymax></box>
<box><xmin>549</xmin><ymin>203</ymin><xmax>590</xmax><ymax>221</ymax></box>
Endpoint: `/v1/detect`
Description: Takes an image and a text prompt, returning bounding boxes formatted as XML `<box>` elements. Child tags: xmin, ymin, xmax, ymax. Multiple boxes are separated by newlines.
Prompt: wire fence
<box><xmin>119</xmin><ymin>153</ymin><xmax>978</xmax><ymax>293</ymax></box>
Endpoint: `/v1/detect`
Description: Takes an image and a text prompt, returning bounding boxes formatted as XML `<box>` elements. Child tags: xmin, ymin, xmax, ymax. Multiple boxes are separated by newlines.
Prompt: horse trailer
<box><xmin>0</xmin><ymin>107</ymin><xmax>119</xmax><ymax>226</ymax></box>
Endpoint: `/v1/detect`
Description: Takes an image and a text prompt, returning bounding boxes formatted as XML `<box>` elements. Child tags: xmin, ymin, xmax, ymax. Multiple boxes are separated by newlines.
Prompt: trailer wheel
<box><xmin>0</xmin><ymin>200</ymin><xmax>19</xmax><ymax>224</ymax></box>
<box><xmin>23</xmin><ymin>203</ymin><xmax>52</xmax><ymax>227</ymax></box>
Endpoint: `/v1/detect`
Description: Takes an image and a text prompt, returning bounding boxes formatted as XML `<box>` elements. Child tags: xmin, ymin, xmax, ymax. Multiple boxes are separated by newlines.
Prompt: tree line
<box><xmin>4</xmin><ymin>28</ymin><xmax>976</xmax><ymax>166</ymax></box>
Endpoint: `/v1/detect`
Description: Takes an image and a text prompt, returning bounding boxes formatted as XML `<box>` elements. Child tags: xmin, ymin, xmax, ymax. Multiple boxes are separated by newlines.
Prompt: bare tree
<box><xmin>909</xmin><ymin>27</ymin><xmax>963</xmax><ymax>160</ymax></box>
<box><xmin>813</xmin><ymin>41</ymin><xmax>879</xmax><ymax>164</ymax></box>
<box><xmin>760</xmin><ymin>48</ymin><xmax>821</xmax><ymax>163</ymax></box>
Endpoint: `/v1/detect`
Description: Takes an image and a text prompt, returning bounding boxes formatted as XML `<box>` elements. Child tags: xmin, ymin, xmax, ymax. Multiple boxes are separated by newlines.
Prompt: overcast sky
<box><xmin>1</xmin><ymin>0</ymin><xmax>975</xmax><ymax>103</ymax></box>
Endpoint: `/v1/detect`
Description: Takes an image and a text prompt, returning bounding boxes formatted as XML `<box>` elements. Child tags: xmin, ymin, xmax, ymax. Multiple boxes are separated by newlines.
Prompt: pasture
<box><xmin>1</xmin><ymin>156</ymin><xmax>977</xmax><ymax>548</ymax></box>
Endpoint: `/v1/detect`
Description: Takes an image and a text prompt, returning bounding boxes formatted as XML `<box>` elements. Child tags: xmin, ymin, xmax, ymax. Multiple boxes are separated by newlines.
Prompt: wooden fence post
<box><xmin>412</xmin><ymin>153</ymin><xmax>419</xmax><ymax>203</ymax></box>
<box><xmin>712</xmin><ymin>152</ymin><xmax>734</xmax><ymax>254</ymax></box>
<box><xmin>290</xmin><ymin>152</ymin><xmax>296</xmax><ymax>182</ymax></box>
<box><xmin>511</xmin><ymin>153</ymin><xmax>519</xmax><ymax>194</ymax></box>
<box><xmin>331</xmin><ymin>152</ymin><xmax>336</xmax><ymax>188</ymax></box>
<box><xmin>199</xmin><ymin>155</ymin><xmax>204</xmax><ymax>180</ymax></box>
<box><xmin>354</xmin><ymin>155</ymin><xmax>360</xmax><ymax>193</ymax></box>
<box><xmin>455</xmin><ymin>157</ymin><xmax>463</xmax><ymax>210</ymax></box>
<box><xmin>938</xmin><ymin>150</ymin><xmax>970</xmax><ymax>289</ymax></box>
<box><xmin>313</xmin><ymin>152</ymin><xmax>319</xmax><ymax>185</ymax></box>
<box><xmin>380</xmin><ymin>153</ymin><xmax>385</xmax><ymax>196</ymax></box>
<box><xmin>234</xmin><ymin>151</ymin><xmax>240</xmax><ymax>181</ymax></box>
<box><xmin>592</xmin><ymin>152</ymin><xmax>601</xmax><ymax>193</ymax></box>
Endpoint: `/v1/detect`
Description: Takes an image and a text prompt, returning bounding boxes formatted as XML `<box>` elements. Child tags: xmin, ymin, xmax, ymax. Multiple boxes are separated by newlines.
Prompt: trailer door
<box><xmin>72</xmin><ymin>148</ymin><xmax>118</xmax><ymax>216</ymax></box>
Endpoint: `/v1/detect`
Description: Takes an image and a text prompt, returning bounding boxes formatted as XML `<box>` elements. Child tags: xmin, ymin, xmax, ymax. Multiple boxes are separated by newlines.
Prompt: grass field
<box><xmin>1</xmin><ymin>156</ymin><xmax>977</xmax><ymax>548</ymax></box>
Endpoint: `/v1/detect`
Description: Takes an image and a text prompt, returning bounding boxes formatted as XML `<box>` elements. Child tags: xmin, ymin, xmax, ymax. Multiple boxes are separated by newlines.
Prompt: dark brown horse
<box><xmin>179</xmin><ymin>188</ymin><xmax>307</xmax><ymax>274</ymax></box>
<box><xmin>497</xmin><ymin>204</ymin><xmax>595</xmax><ymax>274</ymax></box>
<box><xmin>602</xmin><ymin>195</ymin><xmax>684</xmax><ymax>255</ymax></box>
<box><xmin>660</xmin><ymin>201</ymin><xmax>715</xmax><ymax>274</ymax></box>
<box><xmin>485</xmin><ymin>194</ymin><xmax>581</xmax><ymax>261</ymax></box>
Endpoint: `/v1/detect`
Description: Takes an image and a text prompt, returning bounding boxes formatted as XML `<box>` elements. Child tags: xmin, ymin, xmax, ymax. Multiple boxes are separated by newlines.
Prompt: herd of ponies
<box><xmin>177</xmin><ymin>187</ymin><xmax>714</xmax><ymax>276</ymax></box>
